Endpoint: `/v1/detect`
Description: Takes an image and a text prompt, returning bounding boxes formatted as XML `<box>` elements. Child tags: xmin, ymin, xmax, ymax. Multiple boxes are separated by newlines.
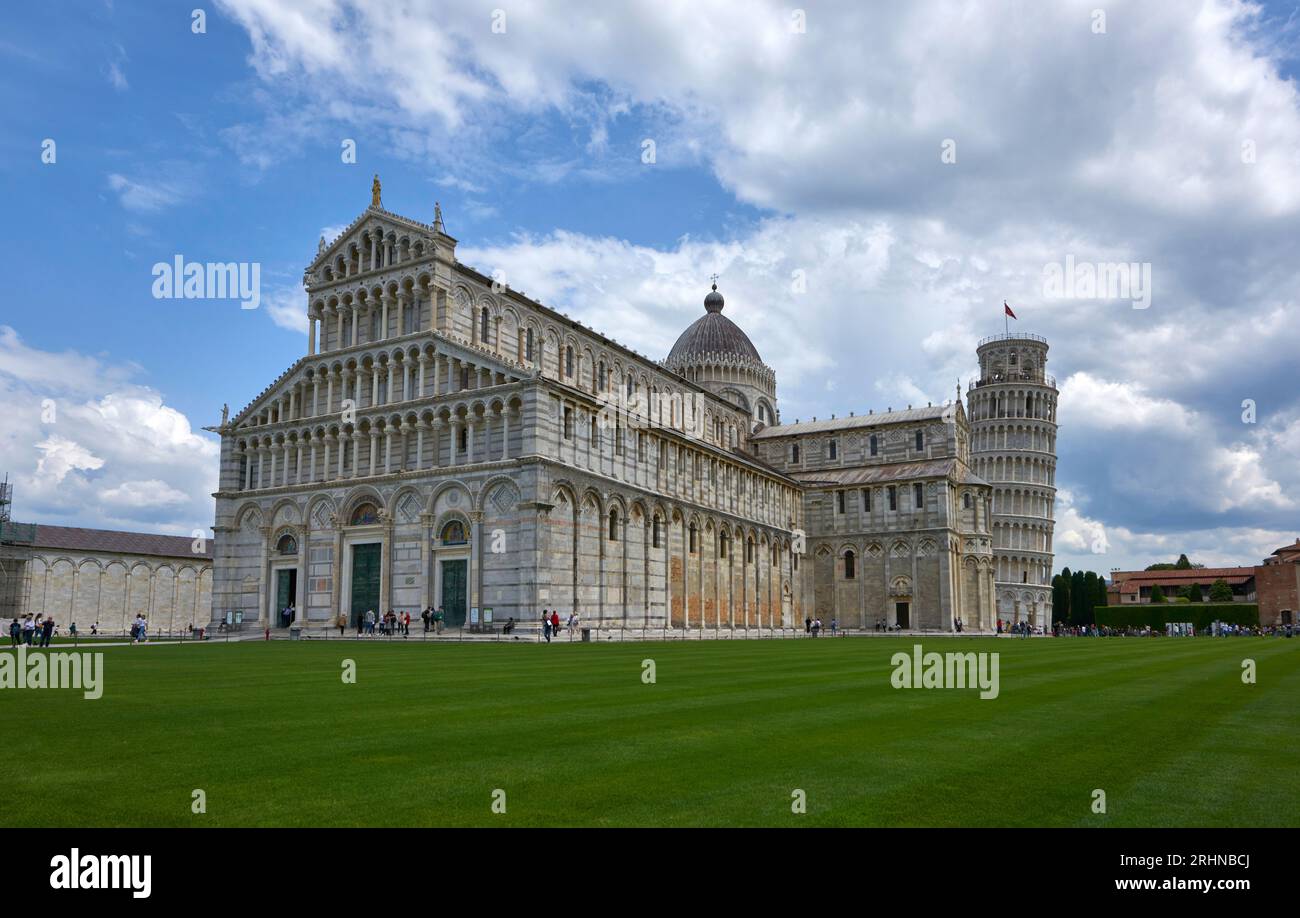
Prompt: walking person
<box><xmin>551</xmin><ymin>610</ymin><xmax>561</xmax><ymax>639</ymax></box>
<box><xmin>22</xmin><ymin>615</ymin><xmax>36</xmax><ymax>645</ymax></box>
<box><xmin>8</xmin><ymin>618</ymin><xmax>19</xmax><ymax>647</ymax></box>
<box><xmin>435</xmin><ymin>606</ymin><xmax>445</xmax><ymax>634</ymax></box>
<box><xmin>542</xmin><ymin>610</ymin><xmax>552</xmax><ymax>643</ymax></box>
<box><xmin>337</xmin><ymin>612</ymin><xmax>347</xmax><ymax>636</ymax></box>
<box><xmin>40</xmin><ymin>616</ymin><xmax>55</xmax><ymax>647</ymax></box>
<box><xmin>422</xmin><ymin>607</ymin><xmax>431</xmax><ymax>632</ymax></box>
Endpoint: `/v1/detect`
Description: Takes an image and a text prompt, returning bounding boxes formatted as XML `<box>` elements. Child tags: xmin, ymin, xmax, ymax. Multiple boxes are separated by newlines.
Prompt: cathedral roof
<box><xmin>751</xmin><ymin>404</ymin><xmax>954</xmax><ymax>438</ymax></box>
<box><xmin>665</xmin><ymin>285</ymin><xmax>764</xmax><ymax>367</ymax></box>
<box><xmin>791</xmin><ymin>457</ymin><xmax>979</xmax><ymax>487</ymax></box>
<box><xmin>28</xmin><ymin>524</ymin><xmax>214</xmax><ymax>560</ymax></box>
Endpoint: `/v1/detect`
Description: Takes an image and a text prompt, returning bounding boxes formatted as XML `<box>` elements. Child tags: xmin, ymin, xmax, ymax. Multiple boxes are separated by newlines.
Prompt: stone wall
<box><xmin>19</xmin><ymin>550</ymin><xmax>212</xmax><ymax>635</ymax></box>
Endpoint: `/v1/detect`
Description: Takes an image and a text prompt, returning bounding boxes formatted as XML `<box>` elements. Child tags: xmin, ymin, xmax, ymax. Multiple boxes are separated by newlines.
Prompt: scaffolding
<box><xmin>0</xmin><ymin>477</ymin><xmax>35</xmax><ymax>620</ymax></box>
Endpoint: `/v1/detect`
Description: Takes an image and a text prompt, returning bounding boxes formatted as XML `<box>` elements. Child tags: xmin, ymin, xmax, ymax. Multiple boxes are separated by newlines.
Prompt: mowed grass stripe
<box><xmin>1</xmin><ymin>638</ymin><xmax>1296</xmax><ymax>826</ymax></box>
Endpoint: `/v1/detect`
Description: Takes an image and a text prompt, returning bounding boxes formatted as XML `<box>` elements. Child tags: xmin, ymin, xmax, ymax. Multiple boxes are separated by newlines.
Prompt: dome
<box><xmin>666</xmin><ymin>284</ymin><xmax>763</xmax><ymax>365</ymax></box>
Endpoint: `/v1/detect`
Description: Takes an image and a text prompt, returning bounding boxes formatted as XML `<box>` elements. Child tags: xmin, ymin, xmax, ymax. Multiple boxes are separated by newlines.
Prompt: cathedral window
<box><xmin>844</xmin><ymin>550</ymin><xmax>856</xmax><ymax>580</ymax></box>
<box><xmin>608</xmin><ymin>509</ymin><xmax>619</xmax><ymax>541</ymax></box>
<box><xmin>276</xmin><ymin>534</ymin><xmax>298</xmax><ymax>555</ymax></box>
<box><xmin>870</xmin><ymin>434</ymin><xmax>878</xmax><ymax>457</ymax></box>
<box><xmin>963</xmin><ymin>492</ymin><xmax>973</xmax><ymax>510</ymax></box>
<box><xmin>526</xmin><ymin>328</ymin><xmax>535</xmax><ymax>362</ymax></box>
<box><xmin>792</xmin><ymin>444</ymin><xmax>800</xmax><ymax>463</ymax></box>
<box><xmin>720</xmin><ymin>533</ymin><xmax>729</xmax><ymax>559</ymax></box>
<box><xmin>836</xmin><ymin>490</ymin><xmax>845</xmax><ymax>514</ymax></box>
<box><xmin>689</xmin><ymin>524</ymin><xmax>698</xmax><ymax>554</ymax></box>
<box><xmin>914</xmin><ymin>483</ymin><xmax>924</xmax><ymax>508</ymax></box>
<box><xmin>829</xmin><ymin>439</ymin><xmax>837</xmax><ymax>460</ymax></box>
<box><xmin>563</xmin><ymin>407</ymin><xmax>573</xmax><ymax>440</ymax></box>
<box><xmin>652</xmin><ymin>517</ymin><xmax>662</xmax><ymax>549</ymax></box>
<box><xmin>862</xmin><ymin>488</ymin><xmax>871</xmax><ymax>512</ymax></box>
<box><xmin>480</xmin><ymin>307</ymin><xmax>489</xmax><ymax>343</ymax></box>
<box><xmin>746</xmin><ymin>538</ymin><xmax>754</xmax><ymax>563</ymax></box>
<box><xmin>458</xmin><ymin>427</ymin><xmax>468</xmax><ymax>452</ymax></box>
<box><xmin>441</xmin><ymin>521</ymin><xmax>467</xmax><ymax>544</ymax></box>
<box><xmin>350</xmin><ymin>503</ymin><xmax>380</xmax><ymax>526</ymax></box>
<box><xmin>888</xmin><ymin>486</ymin><xmax>897</xmax><ymax>511</ymax></box>
<box><xmin>565</xmin><ymin>346</ymin><xmax>574</xmax><ymax>378</ymax></box>
<box><xmin>915</xmin><ymin>430</ymin><xmax>924</xmax><ymax>452</ymax></box>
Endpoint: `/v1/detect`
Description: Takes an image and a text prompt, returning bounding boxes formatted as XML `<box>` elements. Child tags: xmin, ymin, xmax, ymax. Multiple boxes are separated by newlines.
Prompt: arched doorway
<box><xmin>345</xmin><ymin>502</ymin><xmax>382</xmax><ymax>628</ymax></box>
<box><xmin>435</xmin><ymin>519</ymin><xmax>469</xmax><ymax>628</ymax></box>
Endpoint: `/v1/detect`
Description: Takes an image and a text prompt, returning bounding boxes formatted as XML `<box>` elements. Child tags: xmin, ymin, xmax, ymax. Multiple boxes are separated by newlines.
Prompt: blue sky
<box><xmin>2</xmin><ymin>0</ymin><xmax>1299</xmax><ymax>577</ymax></box>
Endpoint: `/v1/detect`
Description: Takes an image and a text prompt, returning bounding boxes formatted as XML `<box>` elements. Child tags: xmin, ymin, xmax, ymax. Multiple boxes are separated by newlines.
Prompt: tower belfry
<box><xmin>966</xmin><ymin>332</ymin><xmax>1059</xmax><ymax>628</ymax></box>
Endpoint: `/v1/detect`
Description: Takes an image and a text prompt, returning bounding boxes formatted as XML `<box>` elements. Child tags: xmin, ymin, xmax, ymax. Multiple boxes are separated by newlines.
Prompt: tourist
<box><xmin>40</xmin><ymin>616</ymin><xmax>55</xmax><ymax>647</ymax></box>
<box><xmin>9</xmin><ymin>617</ymin><xmax>20</xmax><ymax>647</ymax></box>
<box><xmin>91</xmin><ymin>621</ymin><xmax>99</xmax><ymax>635</ymax></box>
<box><xmin>403</xmin><ymin>611</ymin><xmax>411</xmax><ymax>636</ymax></box>
<box><xmin>542</xmin><ymin>610</ymin><xmax>552</xmax><ymax>643</ymax></box>
<box><xmin>435</xmin><ymin>606</ymin><xmax>445</xmax><ymax>634</ymax></box>
<box><xmin>551</xmin><ymin>610</ymin><xmax>561</xmax><ymax>638</ymax></box>
<box><xmin>337</xmin><ymin>612</ymin><xmax>347</xmax><ymax>636</ymax></box>
<box><xmin>422</xmin><ymin>607</ymin><xmax>431</xmax><ymax>632</ymax></box>
<box><xmin>805</xmin><ymin>616</ymin><xmax>812</xmax><ymax>634</ymax></box>
<box><xmin>138</xmin><ymin>615</ymin><xmax>149</xmax><ymax>643</ymax></box>
<box><xmin>356</xmin><ymin>612</ymin><xmax>365</xmax><ymax>636</ymax></box>
<box><xmin>22</xmin><ymin>615</ymin><xmax>36</xmax><ymax>644</ymax></box>
<box><xmin>364</xmin><ymin>609</ymin><xmax>375</xmax><ymax>635</ymax></box>
<box><xmin>503</xmin><ymin>617</ymin><xmax>515</xmax><ymax>635</ymax></box>
<box><xmin>830</xmin><ymin>617</ymin><xmax>838</xmax><ymax>636</ymax></box>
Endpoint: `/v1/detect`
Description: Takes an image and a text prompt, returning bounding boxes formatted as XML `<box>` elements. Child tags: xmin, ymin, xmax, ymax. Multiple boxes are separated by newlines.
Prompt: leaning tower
<box><xmin>966</xmin><ymin>333</ymin><xmax>1058</xmax><ymax>629</ymax></box>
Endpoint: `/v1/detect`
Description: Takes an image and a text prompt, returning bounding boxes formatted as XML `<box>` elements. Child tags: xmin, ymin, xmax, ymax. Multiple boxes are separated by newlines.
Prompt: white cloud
<box><xmin>261</xmin><ymin>284</ymin><xmax>308</xmax><ymax>333</ymax></box>
<box><xmin>0</xmin><ymin>327</ymin><xmax>218</xmax><ymax>534</ymax></box>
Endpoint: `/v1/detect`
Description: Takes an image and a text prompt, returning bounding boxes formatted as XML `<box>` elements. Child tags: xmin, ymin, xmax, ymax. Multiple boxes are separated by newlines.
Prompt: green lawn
<box><xmin>2</xmin><ymin>636</ymin><xmax>1297</xmax><ymax>827</ymax></box>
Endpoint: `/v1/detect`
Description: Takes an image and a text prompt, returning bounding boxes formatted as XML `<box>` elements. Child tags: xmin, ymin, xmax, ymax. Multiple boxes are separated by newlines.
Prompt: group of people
<box><xmin>803</xmin><ymin>616</ymin><xmax>836</xmax><ymax>636</ymax></box>
<box><xmin>540</xmin><ymin>609</ymin><xmax>576</xmax><ymax>642</ymax></box>
<box><xmin>129</xmin><ymin>614</ymin><xmax>149</xmax><ymax>643</ymax></box>
<box><xmin>9</xmin><ymin>615</ymin><xmax>56</xmax><ymax>647</ymax></box>
<box><xmin>998</xmin><ymin>619</ymin><xmax>1040</xmax><ymax>636</ymax></box>
<box><xmin>348</xmin><ymin>609</ymin><xmax>413</xmax><ymax>636</ymax></box>
<box><xmin>1048</xmin><ymin>622</ymin><xmax>1294</xmax><ymax>638</ymax></box>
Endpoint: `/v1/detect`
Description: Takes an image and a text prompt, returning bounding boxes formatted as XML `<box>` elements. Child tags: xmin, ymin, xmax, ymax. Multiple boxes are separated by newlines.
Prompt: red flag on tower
<box><xmin>1004</xmin><ymin>301</ymin><xmax>1017</xmax><ymax>320</ymax></box>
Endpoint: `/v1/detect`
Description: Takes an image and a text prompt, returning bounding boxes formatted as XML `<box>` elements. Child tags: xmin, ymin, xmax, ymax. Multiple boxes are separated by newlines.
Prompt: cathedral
<box><xmin>209</xmin><ymin>181</ymin><xmax>1057</xmax><ymax>634</ymax></box>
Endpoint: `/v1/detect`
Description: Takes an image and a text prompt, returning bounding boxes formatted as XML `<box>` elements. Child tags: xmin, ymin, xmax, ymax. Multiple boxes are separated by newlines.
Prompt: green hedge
<box><xmin>1094</xmin><ymin>603</ymin><xmax>1259</xmax><ymax>631</ymax></box>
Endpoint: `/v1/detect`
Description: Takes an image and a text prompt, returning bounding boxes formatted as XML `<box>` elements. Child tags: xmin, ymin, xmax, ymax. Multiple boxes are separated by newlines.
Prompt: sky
<box><xmin>1</xmin><ymin>0</ymin><xmax>1298</xmax><ymax>578</ymax></box>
